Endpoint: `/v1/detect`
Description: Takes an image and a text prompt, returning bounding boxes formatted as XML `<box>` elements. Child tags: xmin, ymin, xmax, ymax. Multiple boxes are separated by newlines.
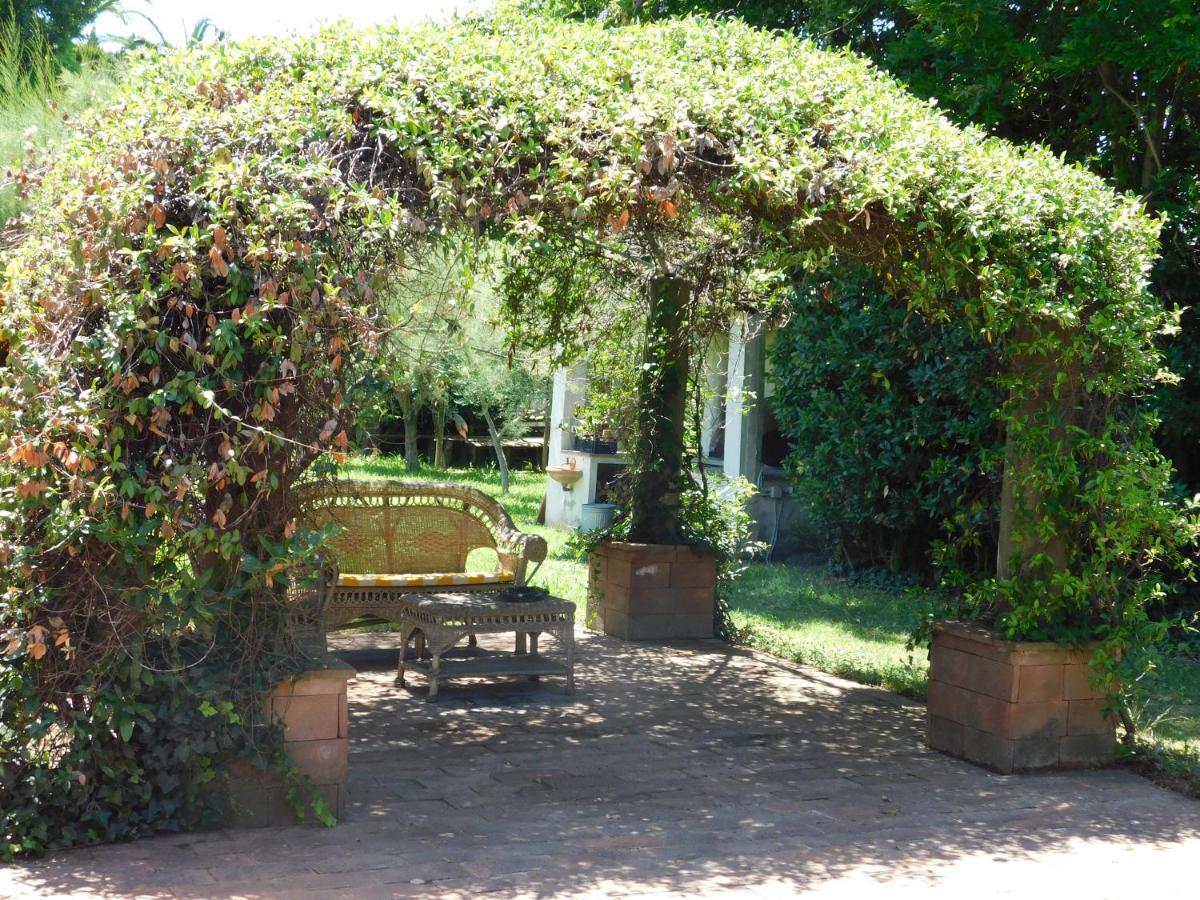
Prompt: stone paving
<box><xmin>5</xmin><ymin>628</ymin><xmax>1200</xmax><ymax>898</ymax></box>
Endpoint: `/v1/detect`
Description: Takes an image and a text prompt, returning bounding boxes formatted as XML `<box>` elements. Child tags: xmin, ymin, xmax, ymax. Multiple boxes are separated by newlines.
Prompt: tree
<box><xmin>454</xmin><ymin>307</ymin><xmax>550</xmax><ymax>494</ymax></box>
<box><xmin>0</xmin><ymin>14</ymin><xmax>1188</xmax><ymax>855</ymax></box>
<box><xmin>5</xmin><ymin>1</ymin><xmax>117</xmax><ymax>68</ymax></box>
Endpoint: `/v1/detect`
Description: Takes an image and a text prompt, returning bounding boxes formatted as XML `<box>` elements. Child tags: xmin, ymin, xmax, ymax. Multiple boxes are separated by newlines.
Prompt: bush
<box><xmin>771</xmin><ymin>271</ymin><xmax>1002</xmax><ymax>575</ymax></box>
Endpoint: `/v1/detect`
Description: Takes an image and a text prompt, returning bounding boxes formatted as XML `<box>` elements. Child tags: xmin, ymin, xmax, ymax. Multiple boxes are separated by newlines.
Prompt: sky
<box><xmin>91</xmin><ymin>0</ymin><xmax>495</xmax><ymax>47</ymax></box>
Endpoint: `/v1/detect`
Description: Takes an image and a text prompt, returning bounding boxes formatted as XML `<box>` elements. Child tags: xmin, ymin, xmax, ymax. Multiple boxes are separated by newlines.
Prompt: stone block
<box><xmin>1012</xmin><ymin>736</ymin><xmax>1061</xmax><ymax>771</ymax></box>
<box><xmin>287</xmin><ymin>737</ymin><xmax>350</xmax><ymax>784</ymax></box>
<box><xmin>338</xmin><ymin>693</ymin><xmax>349</xmax><ymax>740</ymax></box>
<box><xmin>671</xmin><ymin>552</ymin><xmax>717</xmax><ymax>588</ymax></box>
<box><xmin>594</xmin><ymin>579</ymin><xmax>631</xmax><ymax>611</ymax></box>
<box><xmin>931</xmin><ymin>646</ymin><xmax>1017</xmax><ymax>702</ymax></box>
<box><xmin>273</xmin><ymin>658</ymin><xmax>356</xmax><ymax>697</ymax></box>
<box><xmin>630</xmin><ymin>561</ymin><xmax>672</xmax><ymax>591</ymax></box>
<box><xmin>271</xmin><ymin>694</ymin><xmax>340</xmax><ymax>742</ymax></box>
<box><xmin>602</xmin><ymin>555</ymin><xmax>632</xmax><ymax>590</ymax></box>
<box><xmin>962</xmin><ymin>726</ymin><xmax>1015</xmax><ymax>774</ymax></box>
<box><xmin>927</xmin><ymin>679</ymin><xmax>971</xmax><ymax>726</ymax></box>
<box><xmin>1059</xmin><ymin>732</ymin><xmax>1117</xmax><ymax>767</ymax></box>
<box><xmin>928</xmin><ymin>622</ymin><xmax>1115</xmax><ymax>773</ymax></box>
<box><xmin>588</xmin><ymin>542</ymin><xmax>715</xmax><ymax>641</ymax></box>
<box><xmin>626</xmin><ymin>614</ymin><xmax>673</xmax><ymax>641</ymax></box>
<box><xmin>673</xmin><ymin>586</ymin><xmax>717</xmax><ymax>616</ymax></box>
<box><xmin>667</xmin><ymin>613</ymin><xmax>714</xmax><ymax>639</ymax></box>
<box><xmin>599</xmin><ymin>607</ymin><xmax>629</xmax><ymax>640</ymax></box>
<box><xmin>1006</xmin><ymin>700</ymin><xmax>1068</xmax><ymax>740</ymax></box>
<box><xmin>1016</xmin><ymin>665</ymin><xmax>1064</xmax><ymax>703</ymax></box>
<box><xmin>1067</xmin><ymin>699</ymin><xmax>1115</xmax><ymax>736</ymax></box>
<box><xmin>927</xmin><ymin>715</ymin><xmax>964</xmax><ymax>756</ymax></box>
<box><xmin>1063</xmin><ymin>664</ymin><xmax>1099</xmax><ymax>701</ymax></box>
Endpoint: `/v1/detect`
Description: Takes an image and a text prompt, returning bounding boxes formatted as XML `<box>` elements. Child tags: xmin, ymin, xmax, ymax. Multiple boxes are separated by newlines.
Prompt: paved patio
<box><xmin>5</xmin><ymin>627</ymin><xmax>1200</xmax><ymax>898</ymax></box>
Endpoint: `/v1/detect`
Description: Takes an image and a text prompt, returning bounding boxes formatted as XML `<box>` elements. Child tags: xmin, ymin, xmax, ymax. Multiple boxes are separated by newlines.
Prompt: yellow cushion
<box><xmin>336</xmin><ymin>571</ymin><xmax>515</xmax><ymax>588</ymax></box>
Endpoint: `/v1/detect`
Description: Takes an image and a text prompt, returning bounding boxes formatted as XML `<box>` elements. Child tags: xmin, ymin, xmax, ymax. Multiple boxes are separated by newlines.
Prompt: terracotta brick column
<box><xmin>222</xmin><ymin>657</ymin><xmax>356</xmax><ymax>827</ymax></box>
<box><xmin>588</xmin><ymin>541</ymin><xmax>715</xmax><ymax>640</ymax></box>
<box><xmin>927</xmin><ymin>622</ymin><xmax>1115</xmax><ymax>773</ymax></box>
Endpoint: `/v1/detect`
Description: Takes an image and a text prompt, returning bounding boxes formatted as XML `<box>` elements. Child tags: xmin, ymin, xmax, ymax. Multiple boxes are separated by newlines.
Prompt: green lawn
<box><xmin>340</xmin><ymin>456</ymin><xmax>1200</xmax><ymax>777</ymax></box>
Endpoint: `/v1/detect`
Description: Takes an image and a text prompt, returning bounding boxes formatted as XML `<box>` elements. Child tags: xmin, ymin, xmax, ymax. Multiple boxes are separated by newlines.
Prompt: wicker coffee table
<box><xmin>395</xmin><ymin>589</ymin><xmax>575</xmax><ymax>700</ymax></box>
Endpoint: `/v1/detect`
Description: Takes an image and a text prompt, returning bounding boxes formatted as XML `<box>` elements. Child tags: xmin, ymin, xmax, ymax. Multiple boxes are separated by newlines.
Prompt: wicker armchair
<box><xmin>295</xmin><ymin>480</ymin><xmax>548</xmax><ymax>632</ymax></box>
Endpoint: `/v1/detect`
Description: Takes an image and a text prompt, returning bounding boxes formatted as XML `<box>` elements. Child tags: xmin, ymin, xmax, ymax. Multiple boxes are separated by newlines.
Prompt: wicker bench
<box><xmin>295</xmin><ymin>480</ymin><xmax>548</xmax><ymax>632</ymax></box>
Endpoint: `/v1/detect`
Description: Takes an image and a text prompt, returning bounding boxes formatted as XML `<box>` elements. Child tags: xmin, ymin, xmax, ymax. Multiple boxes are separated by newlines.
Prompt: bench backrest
<box><xmin>296</xmin><ymin>481</ymin><xmax>510</xmax><ymax>575</ymax></box>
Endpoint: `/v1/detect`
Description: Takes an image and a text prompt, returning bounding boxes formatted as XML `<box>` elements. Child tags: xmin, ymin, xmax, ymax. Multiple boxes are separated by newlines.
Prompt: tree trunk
<box><xmin>995</xmin><ymin>325</ymin><xmax>1079</xmax><ymax>604</ymax></box>
<box><xmin>482</xmin><ymin>408</ymin><xmax>509</xmax><ymax>494</ymax></box>
<box><xmin>433</xmin><ymin>403</ymin><xmax>447</xmax><ymax>469</ymax></box>
<box><xmin>627</xmin><ymin>276</ymin><xmax>691</xmax><ymax>544</ymax></box>
<box><xmin>399</xmin><ymin>393</ymin><xmax>421</xmax><ymax>473</ymax></box>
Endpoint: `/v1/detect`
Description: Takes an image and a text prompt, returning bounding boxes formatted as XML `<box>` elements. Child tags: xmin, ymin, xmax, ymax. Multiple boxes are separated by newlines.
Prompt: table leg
<box><xmin>396</xmin><ymin>623</ymin><xmax>415</xmax><ymax>687</ymax></box>
<box><xmin>515</xmin><ymin>632</ymin><xmax>528</xmax><ymax>655</ymax></box>
<box><xmin>528</xmin><ymin>631</ymin><xmax>542</xmax><ymax>682</ymax></box>
<box><xmin>427</xmin><ymin>654</ymin><xmax>441</xmax><ymax>701</ymax></box>
<box><xmin>564</xmin><ymin>626</ymin><xmax>575</xmax><ymax>695</ymax></box>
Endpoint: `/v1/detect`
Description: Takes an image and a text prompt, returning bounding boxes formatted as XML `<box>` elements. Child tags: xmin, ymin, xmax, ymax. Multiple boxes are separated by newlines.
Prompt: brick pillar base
<box><xmin>221</xmin><ymin>656</ymin><xmax>356</xmax><ymax>827</ymax></box>
<box><xmin>588</xmin><ymin>541</ymin><xmax>715</xmax><ymax>640</ymax></box>
<box><xmin>927</xmin><ymin>621</ymin><xmax>1115</xmax><ymax>774</ymax></box>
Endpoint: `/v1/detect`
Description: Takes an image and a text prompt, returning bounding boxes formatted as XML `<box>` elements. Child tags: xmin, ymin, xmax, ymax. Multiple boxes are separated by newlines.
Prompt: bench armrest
<box><xmin>498</xmin><ymin>529</ymin><xmax>548</xmax><ymax>565</ymax></box>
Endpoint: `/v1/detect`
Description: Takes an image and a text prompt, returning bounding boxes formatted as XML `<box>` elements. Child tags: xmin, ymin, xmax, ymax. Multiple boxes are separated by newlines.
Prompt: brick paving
<box><xmin>4</xmin><ymin>628</ymin><xmax>1200</xmax><ymax>898</ymax></box>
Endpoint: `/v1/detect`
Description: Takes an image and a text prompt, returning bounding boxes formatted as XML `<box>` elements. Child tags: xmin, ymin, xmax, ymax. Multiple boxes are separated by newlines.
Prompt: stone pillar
<box><xmin>700</xmin><ymin>335</ymin><xmax>729</xmax><ymax>460</ymax></box>
<box><xmin>723</xmin><ymin>318</ymin><xmax>765</xmax><ymax>484</ymax></box>
<box><xmin>545</xmin><ymin>363</ymin><xmax>589</xmax><ymax>529</ymax></box>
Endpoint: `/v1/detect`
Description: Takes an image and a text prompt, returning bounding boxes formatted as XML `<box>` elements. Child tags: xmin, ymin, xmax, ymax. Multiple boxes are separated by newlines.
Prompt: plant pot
<box><xmin>574</xmin><ymin>436</ymin><xmax>618</xmax><ymax>455</ymax></box>
<box><xmin>927</xmin><ymin>621</ymin><xmax>1116</xmax><ymax>774</ymax></box>
<box><xmin>587</xmin><ymin>541</ymin><xmax>716</xmax><ymax>640</ymax></box>
<box><xmin>215</xmin><ymin>658</ymin><xmax>356</xmax><ymax>827</ymax></box>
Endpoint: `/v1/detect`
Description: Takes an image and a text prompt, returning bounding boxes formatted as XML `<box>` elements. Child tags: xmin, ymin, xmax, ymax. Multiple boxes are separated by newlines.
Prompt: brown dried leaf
<box><xmin>208</xmin><ymin>245</ymin><xmax>229</xmax><ymax>277</ymax></box>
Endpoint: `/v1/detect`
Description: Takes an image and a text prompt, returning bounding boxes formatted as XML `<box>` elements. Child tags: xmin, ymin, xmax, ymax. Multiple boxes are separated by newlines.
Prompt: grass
<box><xmin>343</xmin><ymin>455</ymin><xmax>1200</xmax><ymax>785</ymax></box>
<box><xmin>726</xmin><ymin>564</ymin><xmax>932</xmax><ymax>700</ymax></box>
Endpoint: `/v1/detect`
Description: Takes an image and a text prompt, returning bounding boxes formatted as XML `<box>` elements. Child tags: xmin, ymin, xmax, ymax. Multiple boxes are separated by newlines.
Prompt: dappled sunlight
<box><xmin>8</xmin><ymin>628</ymin><xmax>1199</xmax><ymax>898</ymax></box>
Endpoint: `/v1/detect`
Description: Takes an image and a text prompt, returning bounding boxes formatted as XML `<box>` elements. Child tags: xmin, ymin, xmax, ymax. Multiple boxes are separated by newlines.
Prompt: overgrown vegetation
<box><xmin>0</xmin><ymin>11</ymin><xmax>1190</xmax><ymax>856</ymax></box>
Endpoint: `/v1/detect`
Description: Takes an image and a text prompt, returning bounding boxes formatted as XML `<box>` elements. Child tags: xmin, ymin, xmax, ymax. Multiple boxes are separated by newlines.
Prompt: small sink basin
<box><xmin>546</xmin><ymin>466</ymin><xmax>583</xmax><ymax>487</ymax></box>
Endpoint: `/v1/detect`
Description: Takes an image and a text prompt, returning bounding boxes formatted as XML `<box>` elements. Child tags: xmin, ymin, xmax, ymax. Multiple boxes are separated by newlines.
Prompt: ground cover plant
<box><xmin>0</xmin><ymin>11</ymin><xmax>1190</xmax><ymax>856</ymax></box>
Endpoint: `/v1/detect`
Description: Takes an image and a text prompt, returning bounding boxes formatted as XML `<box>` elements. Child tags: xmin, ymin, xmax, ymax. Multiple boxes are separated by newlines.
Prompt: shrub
<box><xmin>771</xmin><ymin>270</ymin><xmax>1002</xmax><ymax>575</ymax></box>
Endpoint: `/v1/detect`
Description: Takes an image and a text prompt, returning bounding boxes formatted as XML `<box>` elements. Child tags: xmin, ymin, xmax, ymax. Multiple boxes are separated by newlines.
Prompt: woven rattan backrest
<box><xmin>297</xmin><ymin>481</ymin><xmax>508</xmax><ymax>575</ymax></box>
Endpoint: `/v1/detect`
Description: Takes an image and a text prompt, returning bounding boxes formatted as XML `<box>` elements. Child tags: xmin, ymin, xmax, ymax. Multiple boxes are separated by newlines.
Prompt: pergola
<box><xmin>0</xmin><ymin>11</ymin><xmax>1176</xmax><ymax>847</ymax></box>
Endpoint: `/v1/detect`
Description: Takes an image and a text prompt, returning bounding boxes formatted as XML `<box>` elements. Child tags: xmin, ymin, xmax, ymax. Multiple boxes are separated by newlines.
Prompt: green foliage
<box><xmin>4</xmin><ymin>1</ymin><xmax>117</xmax><ymax>69</ymax></box>
<box><xmin>0</xmin><ymin>19</ymin><xmax>120</xmax><ymax>225</ymax></box>
<box><xmin>771</xmin><ymin>270</ymin><xmax>1002</xmax><ymax>573</ymax></box>
<box><xmin>525</xmin><ymin>0</ymin><xmax>1200</xmax><ymax>491</ymax></box>
<box><xmin>0</xmin><ymin>11</ymin><xmax>1189</xmax><ymax>853</ymax></box>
